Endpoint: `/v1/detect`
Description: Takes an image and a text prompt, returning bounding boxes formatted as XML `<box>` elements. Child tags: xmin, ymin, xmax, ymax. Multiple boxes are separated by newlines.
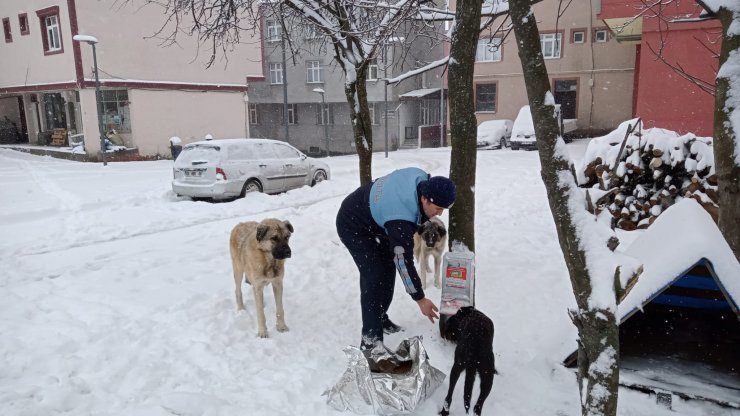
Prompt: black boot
<box><xmin>382</xmin><ymin>316</ymin><xmax>403</xmax><ymax>334</ymax></box>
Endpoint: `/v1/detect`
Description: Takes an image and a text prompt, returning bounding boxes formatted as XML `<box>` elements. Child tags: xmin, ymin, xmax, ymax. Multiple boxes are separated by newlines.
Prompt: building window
<box><xmin>284</xmin><ymin>103</ymin><xmax>297</xmax><ymax>125</ymax></box>
<box><xmin>369</xmin><ymin>103</ymin><xmax>379</xmax><ymax>125</ymax></box>
<box><xmin>317</xmin><ymin>103</ymin><xmax>333</xmax><ymax>125</ymax></box>
<box><xmin>18</xmin><ymin>13</ymin><xmax>29</xmax><ymax>35</ymax></box>
<box><xmin>266</xmin><ymin>19</ymin><xmax>280</xmax><ymax>42</ymax></box>
<box><xmin>2</xmin><ymin>18</ymin><xmax>11</xmax><ymax>43</ymax></box>
<box><xmin>101</xmin><ymin>89</ymin><xmax>131</xmax><ymax>133</ymax></box>
<box><xmin>36</xmin><ymin>7</ymin><xmax>63</xmax><ymax>54</ymax></box>
<box><xmin>305</xmin><ymin>25</ymin><xmax>320</xmax><ymax>40</ymax></box>
<box><xmin>572</xmin><ymin>30</ymin><xmax>585</xmax><ymax>44</ymax></box>
<box><xmin>306</xmin><ymin>60</ymin><xmax>323</xmax><ymax>83</ymax></box>
<box><xmin>475</xmin><ymin>84</ymin><xmax>497</xmax><ymax>112</ymax></box>
<box><xmin>249</xmin><ymin>103</ymin><xmax>259</xmax><ymax>124</ymax></box>
<box><xmin>367</xmin><ymin>62</ymin><xmax>379</xmax><ymax>81</ymax></box>
<box><xmin>475</xmin><ymin>38</ymin><xmax>502</xmax><ymax>62</ymax></box>
<box><xmin>594</xmin><ymin>29</ymin><xmax>608</xmax><ymax>43</ymax></box>
<box><xmin>269</xmin><ymin>63</ymin><xmax>283</xmax><ymax>84</ymax></box>
<box><xmin>540</xmin><ymin>33</ymin><xmax>561</xmax><ymax>59</ymax></box>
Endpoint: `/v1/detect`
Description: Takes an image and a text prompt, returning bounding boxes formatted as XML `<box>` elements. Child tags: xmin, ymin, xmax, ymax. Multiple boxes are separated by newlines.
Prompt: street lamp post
<box><xmin>312</xmin><ymin>88</ymin><xmax>330</xmax><ymax>157</ymax></box>
<box><xmin>73</xmin><ymin>34</ymin><xmax>107</xmax><ymax>166</ymax></box>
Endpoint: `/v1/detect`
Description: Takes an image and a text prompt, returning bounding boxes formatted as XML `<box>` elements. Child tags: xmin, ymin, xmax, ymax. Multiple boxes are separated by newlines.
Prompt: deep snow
<box><xmin>0</xmin><ymin>143</ymin><xmax>736</xmax><ymax>416</ymax></box>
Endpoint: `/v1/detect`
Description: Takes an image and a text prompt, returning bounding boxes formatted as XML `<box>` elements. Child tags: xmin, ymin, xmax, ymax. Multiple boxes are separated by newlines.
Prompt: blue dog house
<box><xmin>564</xmin><ymin>199</ymin><xmax>740</xmax><ymax>408</ymax></box>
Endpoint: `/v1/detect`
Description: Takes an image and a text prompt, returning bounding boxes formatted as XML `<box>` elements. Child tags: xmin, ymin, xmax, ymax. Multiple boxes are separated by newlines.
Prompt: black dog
<box><xmin>440</xmin><ymin>307</ymin><xmax>495</xmax><ymax>416</ymax></box>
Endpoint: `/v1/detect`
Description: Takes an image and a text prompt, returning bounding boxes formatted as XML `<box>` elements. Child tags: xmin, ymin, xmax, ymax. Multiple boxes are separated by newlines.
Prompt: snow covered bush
<box><xmin>578</xmin><ymin>119</ymin><xmax>718</xmax><ymax>230</ymax></box>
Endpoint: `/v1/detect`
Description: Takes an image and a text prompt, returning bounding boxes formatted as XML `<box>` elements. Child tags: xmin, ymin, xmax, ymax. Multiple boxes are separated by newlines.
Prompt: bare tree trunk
<box><xmin>344</xmin><ymin>64</ymin><xmax>374</xmax><ymax>185</ymax></box>
<box><xmin>508</xmin><ymin>1</ymin><xmax>619</xmax><ymax>415</ymax></box>
<box><xmin>446</xmin><ymin>0</ymin><xmax>480</xmax><ymax>252</ymax></box>
<box><xmin>712</xmin><ymin>6</ymin><xmax>740</xmax><ymax>262</ymax></box>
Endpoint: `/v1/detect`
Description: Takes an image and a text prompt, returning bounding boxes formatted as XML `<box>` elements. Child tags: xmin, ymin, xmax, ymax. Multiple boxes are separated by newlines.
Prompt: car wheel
<box><xmin>311</xmin><ymin>170</ymin><xmax>327</xmax><ymax>186</ymax></box>
<box><xmin>240</xmin><ymin>179</ymin><xmax>262</xmax><ymax>197</ymax></box>
<box><xmin>500</xmin><ymin>137</ymin><xmax>507</xmax><ymax>148</ymax></box>
<box><xmin>511</xmin><ymin>145</ymin><xmax>519</xmax><ymax>150</ymax></box>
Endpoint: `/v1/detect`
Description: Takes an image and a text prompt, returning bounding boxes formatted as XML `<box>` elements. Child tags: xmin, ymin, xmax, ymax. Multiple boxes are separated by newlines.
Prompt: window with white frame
<box><xmin>285</xmin><ymin>103</ymin><xmax>297</xmax><ymax>125</ymax></box>
<box><xmin>266</xmin><ymin>19</ymin><xmax>280</xmax><ymax>42</ymax></box>
<box><xmin>249</xmin><ymin>103</ymin><xmax>259</xmax><ymax>124</ymax></box>
<box><xmin>368</xmin><ymin>103</ymin><xmax>379</xmax><ymax>125</ymax></box>
<box><xmin>305</xmin><ymin>25</ymin><xmax>320</xmax><ymax>39</ymax></box>
<box><xmin>594</xmin><ymin>29</ymin><xmax>608</xmax><ymax>43</ymax></box>
<box><xmin>306</xmin><ymin>61</ymin><xmax>323</xmax><ymax>83</ymax></box>
<box><xmin>367</xmin><ymin>62</ymin><xmax>379</xmax><ymax>81</ymax></box>
<box><xmin>36</xmin><ymin>6</ymin><xmax>63</xmax><ymax>54</ymax></box>
<box><xmin>475</xmin><ymin>38</ymin><xmax>502</xmax><ymax>62</ymax></box>
<box><xmin>269</xmin><ymin>63</ymin><xmax>283</xmax><ymax>84</ymax></box>
<box><xmin>540</xmin><ymin>33</ymin><xmax>562</xmax><ymax>59</ymax></box>
<box><xmin>316</xmin><ymin>103</ymin><xmax>333</xmax><ymax>125</ymax></box>
<box><xmin>572</xmin><ymin>30</ymin><xmax>585</xmax><ymax>44</ymax></box>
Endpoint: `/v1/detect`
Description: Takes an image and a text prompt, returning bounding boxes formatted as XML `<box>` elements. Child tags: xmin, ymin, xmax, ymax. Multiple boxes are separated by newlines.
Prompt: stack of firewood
<box><xmin>581</xmin><ymin>126</ymin><xmax>718</xmax><ymax>231</ymax></box>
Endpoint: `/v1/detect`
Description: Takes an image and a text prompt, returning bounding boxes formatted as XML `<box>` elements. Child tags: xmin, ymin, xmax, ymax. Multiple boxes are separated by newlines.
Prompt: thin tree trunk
<box><xmin>447</xmin><ymin>0</ymin><xmax>480</xmax><ymax>252</ymax></box>
<box><xmin>508</xmin><ymin>1</ymin><xmax>619</xmax><ymax>415</ymax></box>
<box><xmin>345</xmin><ymin>64</ymin><xmax>374</xmax><ymax>185</ymax></box>
<box><xmin>713</xmin><ymin>7</ymin><xmax>740</xmax><ymax>262</ymax></box>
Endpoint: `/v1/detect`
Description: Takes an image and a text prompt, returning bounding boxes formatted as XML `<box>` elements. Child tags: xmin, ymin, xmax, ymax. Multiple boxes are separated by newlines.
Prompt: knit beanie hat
<box><xmin>419</xmin><ymin>176</ymin><xmax>456</xmax><ymax>209</ymax></box>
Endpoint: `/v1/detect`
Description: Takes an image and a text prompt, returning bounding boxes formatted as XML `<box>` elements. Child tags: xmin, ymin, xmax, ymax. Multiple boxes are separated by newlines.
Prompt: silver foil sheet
<box><xmin>323</xmin><ymin>336</ymin><xmax>446</xmax><ymax>415</ymax></box>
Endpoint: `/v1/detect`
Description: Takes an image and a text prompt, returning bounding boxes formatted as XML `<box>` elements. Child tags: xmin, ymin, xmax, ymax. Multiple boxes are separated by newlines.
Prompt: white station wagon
<box><xmin>172</xmin><ymin>138</ymin><xmax>330</xmax><ymax>200</ymax></box>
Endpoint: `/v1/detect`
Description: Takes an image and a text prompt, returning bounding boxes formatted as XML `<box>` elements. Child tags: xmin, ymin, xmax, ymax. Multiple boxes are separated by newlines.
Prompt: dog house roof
<box><xmin>563</xmin><ymin>199</ymin><xmax>740</xmax><ymax>372</ymax></box>
<box><xmin>617</xmin><ymin>198</ymin><xmax>740</xmax><ymax>323</ymax></box>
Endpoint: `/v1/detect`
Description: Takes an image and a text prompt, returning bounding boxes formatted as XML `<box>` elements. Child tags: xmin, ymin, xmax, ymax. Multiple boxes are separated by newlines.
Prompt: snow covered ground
<box><xmin>0</xmin><ymin>143</ymin><xmax>736</xmax><ymax>416</ymax></box>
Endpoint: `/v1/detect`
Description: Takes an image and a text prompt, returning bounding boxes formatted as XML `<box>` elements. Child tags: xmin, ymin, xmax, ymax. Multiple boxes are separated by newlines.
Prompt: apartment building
<box><xmin>0</xmin><ymin>1</ymin><xmax>261</xmax><ymax>157</ymax></box>
<box><xmin>473</xmin><ymin>0</ymin><xmax>636</xmax><ymax>134</ymax></box>
<box><xmin>247</xmin><ymin>14</ymin><xmax>448</xmax><ymax>155</ymax></box>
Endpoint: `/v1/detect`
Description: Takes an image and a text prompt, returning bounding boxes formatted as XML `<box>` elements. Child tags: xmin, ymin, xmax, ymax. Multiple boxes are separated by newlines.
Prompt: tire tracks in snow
<box><xmin>18</xmin><ymin>192</ymin><xmax>348</xmax><ymax>257</ymax></box>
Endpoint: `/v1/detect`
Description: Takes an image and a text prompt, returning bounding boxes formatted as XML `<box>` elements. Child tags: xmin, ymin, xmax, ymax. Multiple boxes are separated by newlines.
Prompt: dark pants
<box><xmin>336</xmin><ymin>210</ymin><xmax>397</xmax><ymax>346</ymax></box>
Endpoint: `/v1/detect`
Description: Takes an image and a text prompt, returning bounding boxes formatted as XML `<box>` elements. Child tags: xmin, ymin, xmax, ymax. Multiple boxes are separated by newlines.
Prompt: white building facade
<box><xmin>0</xmin><ymin>0</ymin><xmax>262</xmax><ymax>158</ymax></box>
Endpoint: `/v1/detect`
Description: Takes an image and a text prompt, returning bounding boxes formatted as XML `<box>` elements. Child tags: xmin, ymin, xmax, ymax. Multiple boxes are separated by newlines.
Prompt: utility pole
<box><xmin>280</xmin><ymin>4</ymin><xmax>289</xmax><ymax>143</ymax></box>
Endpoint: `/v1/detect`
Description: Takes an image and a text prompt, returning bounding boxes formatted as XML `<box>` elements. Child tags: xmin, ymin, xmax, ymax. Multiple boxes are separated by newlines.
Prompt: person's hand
<box><xmin>416</xmin><ymin>298</ymin><xmax>439</xmax><ymax>323</ymax></box>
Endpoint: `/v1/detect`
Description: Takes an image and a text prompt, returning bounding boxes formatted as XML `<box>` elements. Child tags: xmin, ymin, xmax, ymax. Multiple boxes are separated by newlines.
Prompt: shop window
<box><xmin>101</xmin><ymin>89</ymin><xmax>131</xmax><ymax>133</ymax></box>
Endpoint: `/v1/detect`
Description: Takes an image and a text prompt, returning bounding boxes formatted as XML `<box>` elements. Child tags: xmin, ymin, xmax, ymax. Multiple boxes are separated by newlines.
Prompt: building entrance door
<box><xmin>554</xmin><ymin>80</ymin><xmax>577</xmax><ymax>119</ymax></box>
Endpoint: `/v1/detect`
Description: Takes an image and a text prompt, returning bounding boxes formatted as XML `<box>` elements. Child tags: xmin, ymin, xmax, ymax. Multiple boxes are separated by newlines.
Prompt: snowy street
<box><xmin>0</xmin><ymin>144</ymin><xmax>735</xmax><ymax>416</ymax></box>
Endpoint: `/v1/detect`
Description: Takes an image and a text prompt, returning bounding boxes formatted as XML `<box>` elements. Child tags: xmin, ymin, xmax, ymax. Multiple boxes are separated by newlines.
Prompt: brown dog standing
<box><xmin>413</xmin><ymin>216</ymin><xmax>447</xmax><ymax>289</ymax></box>
<box><xmin>229</xmin><ymin>218</ymin><xmax>293</xmax><ymax>338</ymax></box>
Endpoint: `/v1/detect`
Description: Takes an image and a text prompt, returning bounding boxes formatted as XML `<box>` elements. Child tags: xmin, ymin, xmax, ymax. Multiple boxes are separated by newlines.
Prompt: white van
<box><xmin>510</xmin><ymin>105</ymin><xmax>576</xmax><ymax>150</ymax></box>
<box><xmin>172</xmin><ymin>138</ymin><xmax>330</xmax><ymax>200</ymax></box>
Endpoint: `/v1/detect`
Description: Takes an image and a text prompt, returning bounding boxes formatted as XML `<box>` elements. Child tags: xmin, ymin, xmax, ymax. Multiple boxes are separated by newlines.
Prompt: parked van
<box><xmin>172</xmin><ymin>138</ymin><xmax>330</xmax><ymax>200</ymax></box>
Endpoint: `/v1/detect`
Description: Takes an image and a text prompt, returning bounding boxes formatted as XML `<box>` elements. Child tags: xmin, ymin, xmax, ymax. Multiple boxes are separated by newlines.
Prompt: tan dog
<box><xmin>413</xmin><ymin>216</ymin><xmax>447</xmax><ymax>289</ymax></box>
<box><xmin>230</xmin><ymin>218</ymin><xmax>293</xmax><ymax>338</ymax></box>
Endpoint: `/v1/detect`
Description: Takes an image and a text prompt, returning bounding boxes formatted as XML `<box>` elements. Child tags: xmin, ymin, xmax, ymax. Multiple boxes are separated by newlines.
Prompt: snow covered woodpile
<box><xmin>578</xmin><ymin>119</ymin><xmax>718</xmax><ymax>231</ymax></box>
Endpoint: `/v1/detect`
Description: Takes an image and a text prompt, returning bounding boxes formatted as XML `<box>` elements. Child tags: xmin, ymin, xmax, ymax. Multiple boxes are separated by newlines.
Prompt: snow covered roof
<box><xmin>398</xmin><ymin>88</ymin><xmax>444</xmax><ymax>101</ymax></box>
<box><xmin>618</xmin><ymin>198</ymin><xmax>740</xmax><ymax>322</ymax></box>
